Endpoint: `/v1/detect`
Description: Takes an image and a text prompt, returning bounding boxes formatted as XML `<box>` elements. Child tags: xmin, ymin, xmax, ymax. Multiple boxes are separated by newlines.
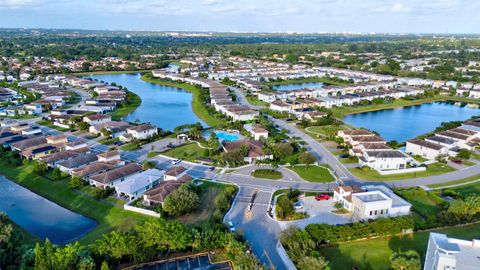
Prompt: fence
<box><xmin>124</xmin><ymin>202</ymin><xmax>161</xmax><ymax>218</ymax></box>
<box><xmin>378</xmin><ymin>166</ymin><xmax>426</xmax><ymax>175</ymax></box>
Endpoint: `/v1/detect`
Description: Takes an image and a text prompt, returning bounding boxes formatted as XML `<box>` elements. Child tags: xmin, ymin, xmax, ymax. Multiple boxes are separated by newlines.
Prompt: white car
<box><xmin>294</xmin><ymin>202</ymin><xmax>304</xmax><ymax>209</ymax></box>
<box><xmin>228</xmin><ymin>221</ymin><xmax>236</xmax><ymax>232</ymax></box>
<box><xmin>171</xmin><ymin>159</ymin><xmax>182</xmax><ymax>165</ymax></box>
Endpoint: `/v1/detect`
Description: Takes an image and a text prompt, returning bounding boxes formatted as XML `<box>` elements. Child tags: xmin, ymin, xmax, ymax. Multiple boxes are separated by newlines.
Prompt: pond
<box><xmin>0</xmin><ymin>176</ymin><xmax>96</xmax><ymax>244</ymax></box>
<box><xmin>343</xmin><ymin>101</ymin><xmax>480</xmax><ymax>142</ymax></box>
<box><xmin>272</xmin><ymin>82</ymin><xmax>324</xmax><ymax>91</ymax></box>
<box><xmin>86</xmin><ymin>73</ymin><xmax>206</xmax><ymax>131</ymax></box>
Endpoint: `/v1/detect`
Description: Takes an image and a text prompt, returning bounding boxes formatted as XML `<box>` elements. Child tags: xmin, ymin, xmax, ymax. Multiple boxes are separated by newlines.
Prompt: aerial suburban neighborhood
<box><xmin>1</xmin><ymin>2</ymin><xmax>480</xmax><ymax>270</ymax></box>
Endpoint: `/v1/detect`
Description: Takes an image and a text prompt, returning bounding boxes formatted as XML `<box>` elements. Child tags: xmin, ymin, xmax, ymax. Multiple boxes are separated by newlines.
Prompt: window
<box><xmin>374</xmin><ymin>210</ymin><xmax>377</xmax><ymax>215</ymax></box>
<box><xmin>380</xmin><ymin>209</ymin><xmax>384</xmax><ymax>214</ymax></box>
<box><xmin>370</xmin><ymin>211</ymin><xmax>372</xmax><ymax>216</ymax></box>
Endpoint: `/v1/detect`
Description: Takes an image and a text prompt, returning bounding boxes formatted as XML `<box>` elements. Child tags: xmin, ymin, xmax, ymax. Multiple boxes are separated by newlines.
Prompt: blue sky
<box><xmin>0</xmin><ymin>0</ymin><xmax>479</xmax><ymax>33</ymax></box>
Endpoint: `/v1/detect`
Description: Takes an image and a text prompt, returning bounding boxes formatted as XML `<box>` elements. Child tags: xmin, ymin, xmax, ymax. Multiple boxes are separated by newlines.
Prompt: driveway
<box><xmin>276</xmin><ymin>197</ymin><xmax>351</xmax><ymax>230</ymax></box>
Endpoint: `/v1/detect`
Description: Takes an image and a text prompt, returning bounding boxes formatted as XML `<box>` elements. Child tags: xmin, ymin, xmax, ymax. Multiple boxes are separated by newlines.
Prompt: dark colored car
<box><xmin>339</xmin><ymin>154</ymin><xmax>349</xmax><ymax>158</ymax></box>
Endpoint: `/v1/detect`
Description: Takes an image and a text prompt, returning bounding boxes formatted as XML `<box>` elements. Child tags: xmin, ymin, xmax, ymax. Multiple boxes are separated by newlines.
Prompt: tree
<box><xmin>163</xmin><ymin>185</ymin><xmax>200</xmax><ymax>216</ymax></box>
<box><xmin>208</xmin><ymin>132</ymin><xmax>221</xmax><ymax>154</ymax></box>
<box><xmin>100</xmin><ymin>261</ymin><xmax>110</xmax><ymax>270</ymax></box>
<box><xmin>390</xmin><ymin>250</ymin><xmax>421</xmax><ymax>270</ymax></box>
<box><xmin>298</xmin><ymin>152</ymin><xmax>316</xmax><ymax>167</ymax></box>
<box><xmin>51</xmin><ymin>167</ymin><xmax>63</xmax><ymax>180</ymax></box>
<box><xmin>448</xmin><ymin>195</ymin><xmax>480</xmax><ymax>222</ymax></box>
<box><xmin>456</xmin><ymin>149</ymin><xmax>471</xmax><ymax>160</ymax></box>
<box><xmin>142</xmin><ymin>161</ymin><xmax>156</xmax><ymax>170</ymax></box>
<box><xmin>33</xmin><ymin>161</ymin><xmax>47</xmax><ymax>176</ymax></box>
<box><xmin>69</xmin><ymin>176</ymin><xmax>87</xmax><ymax>189</ymax></box>
<box><xmin>274</xmin><ymin>143</ymin><xmax>294</xmax><ymax>161</ymax></box>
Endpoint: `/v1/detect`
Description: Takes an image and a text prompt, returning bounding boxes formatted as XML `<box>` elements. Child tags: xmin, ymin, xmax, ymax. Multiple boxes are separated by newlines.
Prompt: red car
<box><xmin>315</xmin><ymin>194</ymin><xmax>331</xmax><ymax>201</ymax></box>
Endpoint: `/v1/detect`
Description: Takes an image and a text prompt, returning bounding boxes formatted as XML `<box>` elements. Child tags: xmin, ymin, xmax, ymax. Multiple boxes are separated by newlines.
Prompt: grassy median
<box><xmin>288</xmin><ymin>165</ymin><xmax>335</xmax><ymax>183</ymax></box>
<box><xmin>348</xmin><ymin>163</ymin><xmax>455</xmax><ymax>181</ymax></box>
<box><xmin>251</xmin><ymin>169</ymin><xmax>283</xmax><ymax>180</ymax></box>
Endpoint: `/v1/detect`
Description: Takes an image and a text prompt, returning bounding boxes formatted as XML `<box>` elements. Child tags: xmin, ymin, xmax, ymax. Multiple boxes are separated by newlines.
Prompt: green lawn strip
<box><xmin>36</xmin><ymin>119</ymin><xmax>70</xmax><ymax>132</ymax></box>
<box><xmin>461</xmin><ymin>160</ymin><xmax>476</xmax><ymax>166</ymax></box>
<box><xmin>288</xmin><ymin>165</ymin><xmax>335</xmax><ymax>183</ymax></box>
<box><xmin>471</xmin><ymin>152</ymin><xmax>480</xmax><ymax>161</ymax></box>
<box><xmin>395</xmin><ymin>188</ymin><xmax>443</xmax><ymax>217</ymax></box>
<box><xmin>162</xmin><ymin>143</ymin><xmax>212</xmax><ymax>162</ymax></box>
<box><xmin>120</xmin><ymin>143</ymin><xmax>141</xmax><ymax>151</ymax></box>
<box><xmin>427</xmin><ymin>174</ymin><xmax>480</xmax><ymax>189</ymax></box>
<box><xmin>348</xmin><ymin>163</ymin><xmax>455</xmax><ymax>181</ymax></box>
<box><xmin>251</xmin><ymin>169</ymin><xmax>283</xmax><ymax>180</ymax></box>
<box><xmin>245</xmin><ymin>95</ymin><xmax>268</xmax><ymax>106</ymax></box>
<box><xmin>339</xmin><ymin>157</ymin><xmax>359</xmax><ymax>164</ymax></box>
<box><xmin>0</xmin><ymin>161</ymin><xmax>153</xmax><ymax>245</ymax></box>
<box><xmin>97</xmin><ymin>137</ymin><xmax>119</xmax><ymax>145</ymax></box>
<box><xmin>319</xmin><ymin>223</ymin><xmax>480</xmax><ymax>270</ymax></box>
<box><xmin>444</xmin><ymin>181</ymin><xmax>480</xmax><ymax>196</ymax></box>
<box><xmin>108</xmin><ymin>90</ymin><xmax>142</xmax><ymax>121</ymax></box>
<box><xmin>147</xmin><ymin>151</ymin><xmax>161</xmax><ymax>158</ymax></box>
<box><xmin>140</xmin><ymin>75</ymin><xmax>222</xmax><ymax>127</ymax></box>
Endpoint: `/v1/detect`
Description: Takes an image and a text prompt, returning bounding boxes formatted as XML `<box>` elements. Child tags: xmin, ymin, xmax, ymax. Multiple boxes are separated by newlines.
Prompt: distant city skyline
<box><xmin>0</xmin><ymin>0</ymin><xmax>479</xmax><ymax>34</ymax></box>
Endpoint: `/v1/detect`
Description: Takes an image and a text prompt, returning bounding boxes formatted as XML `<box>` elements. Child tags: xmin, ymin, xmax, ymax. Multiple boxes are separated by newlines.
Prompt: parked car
<box><xmin>339</xmin><ymin>154</ymin><xmax>349</xmax><ymax>158</ymax></box>
<box><xmin>228</xmin><ymin>221</ymin><xmax>235</xmax><ymax>232</ymax></box>
<box><xmin>294</xmin><ymin>202</ymin><xmax>304</xmax><ymax>209</ymax></box>
<box><xmin>209</xmin><ymin>166</ymin><xmax>215</xmax><ymax>171</ymax></box>
<box><xmin>336</xmin><ymin>145</ymin><xmax>344</xmax><ymax>149</ymax></box>
<box><xmin>452</xmin><ymin>159</ymin><xmax>462</xmax><ymax>164</ymax></box>
<box><xmin>315</xmin><ymin>194</ymin><xmax>331</xmax><ymax>201</ymax></box>
<box><xmin>171</xmin><ymin>159</ymin><xmax>182</xmax><ymax>165</ymax></box>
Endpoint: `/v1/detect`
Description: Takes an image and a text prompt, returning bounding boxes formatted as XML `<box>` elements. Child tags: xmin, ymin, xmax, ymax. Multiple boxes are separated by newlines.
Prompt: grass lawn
<box><xmin>97</xmin><ymin>137</ymin><xmax>119</xmax><ymax>145</ymax></box>
<box><xmin>412</xmin><ymin>155</ymin><xmax>429</xmax><ymax>163</ymax></box>
<box><xmin>288</xmin><ymin>165</ymin><xmax>335</xmax><ymax>183</ymax></box>
<box><xmin>348</xmin><ymin>163</ymin><xmax>455</xmax><ymax>181</ymax></box>
<box><xmin>305</xmin><ymin>125</ymin><xmax>347</xmax><ymax>139</ymax></box>
<box><xmin>141</xmin><ymin>75</ymin><xmax>222</xmax><ymax>127</ymax></box>
<box><xmin>320</xmin><ymin>223</ymin><xmax>480</xmax><ymax>270</ymax></box>
<box><xmin>395</xmin><ymin>188</ymin><xmax>443</xmax><ymax>217</ymax></box>
<box><xmin>471</xmin><ymin>152</ymin><xmax>480</xmax><ymax>161</ymax></box>
<box><xmin>162</xmin><ymin>143</ymin><xmax>212</xmax><ymax>162</ymax></box>
<box><xmin>0</xmin><ymin>161</ymin><xmax>153</xmax><ymax>245</ymax></box>
<box><xmin>340</xmin><ymin>156</ymin><xmax>359</xmax><ymax>164</ymax></box>
<box><xmin>108</xmin><ymin>90</ymin><xmax>142</xmax><ymax>121</ymax></box>
<box><xmin>36</xmin><ymin>119</ymin><xmax>70</xmax><ymax>131</ymax></box>
<box><xmin>251</xmin><ymin>169</ymin><xmax>283</xmax><ymax>180</ymax></box>
<box><xmin>444</xmin><ymin>181</ymin><xmax>480</xmax><ymax>196</ymax></box>
<box><xmin>120</xmin><ymin>142</ymin><xmax>140</xmax><ymax>151</ymax></box>
<box><xmin>174</xmin><ymin>181</ymin><xmax>233</xmax><ymax>228</ymax></box>
<box><xmin>147</xmin><ymin>151</ymin><xmax>161</xmax><ymax>158</ymax></box>
<box><xmin>245</xmin><ymin>95</ymin><xmax>268</xmax><ymax>106</ymax></box>
<box><xmin>428</xmin><ymin>174</ymin><xmax>480</xmax><ymax>189</ymax></box>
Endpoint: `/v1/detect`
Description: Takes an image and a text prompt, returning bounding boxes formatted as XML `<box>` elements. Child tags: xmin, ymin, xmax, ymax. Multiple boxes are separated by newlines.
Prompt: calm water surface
<box><xmin>344</xmin><ymin>102</ymin><xmax>480</xmax><ymax>142</ymax></box>
<box><xmin>272</xmin><ymin>82</ymin><xmax>324</xmax><ymax>91</ymax></box>
<box><xmin>0</xmin><ymin>176</ymin><xmax>96</xmax><ymax>244</ymax></box>
<box><xmin>86</xmin><ymin>73</ymin><xmax>206</xmax><ymax>130</ymax></box>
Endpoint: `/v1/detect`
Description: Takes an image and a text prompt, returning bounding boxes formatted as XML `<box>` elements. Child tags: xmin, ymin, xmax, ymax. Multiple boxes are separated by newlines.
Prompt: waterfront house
<box><xmin>89</xmin><ymin>163</ymin><xmax>143</xmax><ymax>189</ymax></box>
<box><xmin>56</xmin><ymin>152</ymin><xmax>99</xmax><ymax>174</ymax></box>
<box><xmin>71</xmin><ymin>161</ymin><xmax>118</xmax><ymax>180</ymax></box>
<box><xmin>40</xmin><ymin>150</ymin><xmax>80</xmax><ymax>167</ymax></box>
<box><xmin>113</xmin><ymin>169</ymin><xmax>165</xmax><ymax>200</ymax></box>
<box><xmin>142</xmin><ymin>178</ymin><xmax>191</xmax><ymax>206</ymax></box>
<box><xmin>405</xmin><ymin>139</ymin><xmax>449</xmax><ymax>160</ymax></box>
<box><xmin>358</xmin><ymin>150</ymin><xmax>408</xmax><ymax>171</ymax></box>
<box><xmin>120</xmin><ymin>124</ymin><xmax>158</xmax><ymax>142</ymax></box>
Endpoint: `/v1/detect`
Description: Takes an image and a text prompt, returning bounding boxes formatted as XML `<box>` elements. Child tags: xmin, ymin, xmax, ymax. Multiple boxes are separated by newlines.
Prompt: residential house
<box><xmin>120</xmin><ymin>124</ymin><xmax>158</xmax><ymax>142</ymax></box>
<box><xmin>142</xmin><ymin>178</ymin><xmax>191</xmax><ymax>206</ymax></box>
<box><xmin>56</xmin><ymin>152</ymin><xmax>99</xmax><ymax>174</ymax></box>
<box><xmin>359</xmin><ymin>150</ymin><xmax>408</xmax><ymax>171</ymax></box>
<box><xmin>114</xmin><ymin>169</ymin><xmax>164</xmax><ymax>200</ymax></box>
<box><xmin>83</xmin><ymin>114</ymin><xmax>112</xmax><ymax>126</ymax></box>
<box><xmin>89</xmin><ymin>163</ymin><xmax>143</xmax><ymax>189</ymax></box>
<box><xmin>406</xmin><ymin>139</ymin><xmax>449</xmax><ymax>160</ymax></box>
<box><xmin>333</xmin><ymin>185</ymin><xmax>411</xmax><ymax>221</ymax></box>
<box><xmin>222</xmin><ymin>140</ymin><xmax>273</xmax><ymax>164</ymax></box>
<box><xmin>424</xmin><ymin>232</ymin><xmax>480</xmax><ymax>270</ymax></box>
<box><xmin>244</xmin><ymin>124</ymin><xmax>269</xmax><ymax>140</ymax></box>
<box><xmin>164</xmin><ymin>166</ymin><xmax>192</xmax><ymax>182</ymax></box>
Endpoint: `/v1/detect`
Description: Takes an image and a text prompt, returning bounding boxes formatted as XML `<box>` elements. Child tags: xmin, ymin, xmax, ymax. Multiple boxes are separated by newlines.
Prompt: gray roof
<box><xmin>57</xmin><ymin>152</ymin><xmax>98</xmax><ymax>169</ymax></box>
<box><xmin>366</xmin><ymin>150</ymin><xmax>406</xmax><ymax>158</ymax></box>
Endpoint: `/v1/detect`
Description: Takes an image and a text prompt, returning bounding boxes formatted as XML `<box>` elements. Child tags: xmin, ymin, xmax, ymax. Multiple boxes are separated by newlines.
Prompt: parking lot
<box><xmin>277</xmin><ymin>196</ymin><xmax>352</xmax><ymax>230</ymax></box>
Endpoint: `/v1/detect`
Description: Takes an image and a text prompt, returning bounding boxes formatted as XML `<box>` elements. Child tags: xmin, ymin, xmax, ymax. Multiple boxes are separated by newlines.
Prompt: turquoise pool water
<box><xmin>215</xmin><ymin>131</ymin><xmax>240</xmax><ymax>141</ymax></box>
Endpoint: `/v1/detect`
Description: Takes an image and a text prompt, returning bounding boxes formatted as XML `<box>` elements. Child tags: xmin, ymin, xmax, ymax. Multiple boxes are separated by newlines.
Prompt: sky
<box><xmin>0</xmin><ymin>0</ymin><xmax>479</xmax><ymax>34</ymax></box>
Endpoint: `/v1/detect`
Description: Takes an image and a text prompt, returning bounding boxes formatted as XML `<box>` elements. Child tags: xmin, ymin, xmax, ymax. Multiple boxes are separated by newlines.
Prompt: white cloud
<box><xmin>0</xmin><ymin>0</ymin><xmax>45</xmax><ymax>8</ymax></box>
<box><xmin>391</xmin><ymin>2</ymin><xmax>411</xmax><ymax>13</ymax></box>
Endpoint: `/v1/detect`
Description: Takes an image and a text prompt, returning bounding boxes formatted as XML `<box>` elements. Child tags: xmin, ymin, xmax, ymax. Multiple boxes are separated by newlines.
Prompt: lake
<box><xmin>0</xmin><ymin>176</ymin><xmax>96</xmax><ymax>244</ymax></box>
<box><xmin>343</xmin><ymin>101</ymin><xmax>480</xmax><ymax>142</ymax></box>
<box><xmin>86</xmin><ymin>73</ymin><xmax>206</xmax><ymax>131</ymax></box>
<box><xmin>272</xmin><ymin>82</ymin><xmax>324</xmax><ymax>91</ymax></box>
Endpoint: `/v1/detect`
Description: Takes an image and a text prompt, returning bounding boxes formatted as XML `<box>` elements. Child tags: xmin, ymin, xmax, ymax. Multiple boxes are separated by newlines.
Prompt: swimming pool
<box><xmin>215</xmin><ymin>131</ymin><xmax>241</xmax><ymax>142</ymax></box>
